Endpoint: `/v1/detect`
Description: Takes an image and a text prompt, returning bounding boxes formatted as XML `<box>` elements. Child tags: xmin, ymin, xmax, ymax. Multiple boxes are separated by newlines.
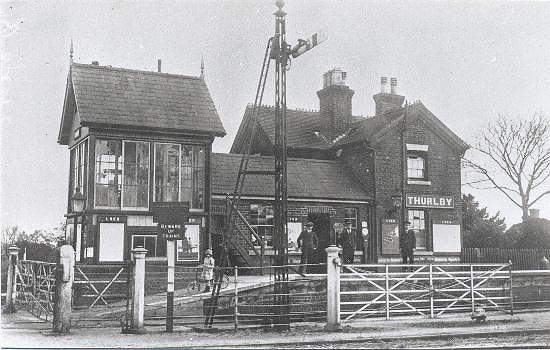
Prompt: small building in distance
<box><xmin>212</xmin><ymin>69</ymin><xmax>469</xmax><ymax>266</ymax></box>
<box><xmin>58</xmin><ymin>61</ymin><xmax>225</xmax><ymax>264</ymax></box>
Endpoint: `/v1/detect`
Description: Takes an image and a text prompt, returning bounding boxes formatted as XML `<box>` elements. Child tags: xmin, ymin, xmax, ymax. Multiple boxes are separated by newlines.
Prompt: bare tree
<box><xmin>464</xmin><ymin>113</ymin><xmax>550</xmax><ymax>222</ymax></box>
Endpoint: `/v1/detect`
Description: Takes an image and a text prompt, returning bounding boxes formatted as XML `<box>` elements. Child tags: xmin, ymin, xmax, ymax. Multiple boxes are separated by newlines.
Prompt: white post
<box><xmin>166</xmin><ymin>240</ymin><xmax>175</xmax><ymax>332</ymax></box>
<box><xmin>130</xmin><ymin>247</ymin><xmax>147</xmax><ymax>334</ymax></box>
<box><xmin>53</xmin><ymin>244</ymin><xmax>75</xmax><ymax>333</ymax></box>
<box><xmin>325</xmin><ymin>245</ymin><xmax>342</xmax><ymax>331</ymax></box>
<box><xmin>4</xmin><ymin>246</ymin><xmax>19</xmax><ymax>313</ymax></box>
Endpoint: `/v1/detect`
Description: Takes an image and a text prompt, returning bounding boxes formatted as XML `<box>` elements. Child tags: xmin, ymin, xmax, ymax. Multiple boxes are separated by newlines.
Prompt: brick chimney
<box><xmin>317</xmin><ymin>68</ymin><xmax>354</xmax><ymax>140</ymax></box>
<box><xmin>373</xmin><ymin>76</ymin><xmax>405</xmax><ymax>115</ymax></box>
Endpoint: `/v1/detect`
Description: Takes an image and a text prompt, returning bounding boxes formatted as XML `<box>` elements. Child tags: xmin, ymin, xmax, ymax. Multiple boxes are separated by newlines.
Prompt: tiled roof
<box><xmin>231</xmin><ymin>105</ymin><xmax>366</xmax><ymax>152</ymax></box>
<box><xmin>59</xmin><ymin>63</ymin><xmax>225</xmax><ymax>143</ymax></box>
<box><xmin>211</xmin><ymin>153</ymin><xmax>371</xmax><ymax>201</ymax></box>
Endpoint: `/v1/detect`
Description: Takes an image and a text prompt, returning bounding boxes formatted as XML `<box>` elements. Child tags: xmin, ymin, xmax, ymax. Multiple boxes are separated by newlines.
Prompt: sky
<box><xmin>1</xmin><ymin>0</ymin><xmax>550</xmax><ymax>233</ymax></box>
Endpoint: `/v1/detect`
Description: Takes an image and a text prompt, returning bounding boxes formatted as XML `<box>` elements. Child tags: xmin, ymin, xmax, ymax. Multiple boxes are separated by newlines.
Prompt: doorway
<box><xmin>307</xmin><ymin>213</ymin><xmax>331</xmax><ymax>273</ymax></box>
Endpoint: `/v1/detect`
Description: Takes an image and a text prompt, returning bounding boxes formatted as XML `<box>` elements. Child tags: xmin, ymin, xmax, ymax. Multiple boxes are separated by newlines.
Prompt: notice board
<box><xmin>381</xmin><ymin>219</ymin><xmax>400</xmax><ymax>254</ymax></box>
<box><xmin>432</xmin><ymin>220</ymin><xmax>461</xmax><ymax>253</ymax></box>
<box><xmin>176</xmin><ymin>224</ymin><xmax>200</xmax><ymax>262</ymax></box>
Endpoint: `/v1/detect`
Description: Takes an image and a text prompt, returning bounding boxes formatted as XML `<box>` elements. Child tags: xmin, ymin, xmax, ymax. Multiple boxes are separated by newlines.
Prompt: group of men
<box><xmin>297</xmin><ymin>220</ymin><xmax>417</xmax><ymax>270</ymax></box>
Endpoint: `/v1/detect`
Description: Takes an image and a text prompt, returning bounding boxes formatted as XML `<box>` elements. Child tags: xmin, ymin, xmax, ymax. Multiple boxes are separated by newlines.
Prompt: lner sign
<box><xmin>406</xmin><ymin>195</ymin><xmax>454</xmax><ymax>209</ymax></box>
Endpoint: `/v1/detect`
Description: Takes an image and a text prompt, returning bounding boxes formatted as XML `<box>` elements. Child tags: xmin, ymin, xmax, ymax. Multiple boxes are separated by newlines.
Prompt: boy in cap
<box><xmin>297</xmin><ymin>221</ymin><xmax>319</xmax><ymax>273</ymax></box>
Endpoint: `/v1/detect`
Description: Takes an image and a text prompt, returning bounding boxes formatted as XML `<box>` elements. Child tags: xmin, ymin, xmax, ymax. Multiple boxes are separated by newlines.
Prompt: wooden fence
<box><xmin>462</xmin><ymin>248</ymin><xmax>550</xmax><ymax>270</ymax></box>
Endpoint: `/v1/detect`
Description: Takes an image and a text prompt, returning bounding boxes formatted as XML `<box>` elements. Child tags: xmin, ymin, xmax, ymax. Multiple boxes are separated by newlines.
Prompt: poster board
<box><xmin>381</xmin><ymin>219</ymin><xmax>400</xmax><ymax>254</ymax></box>
<box><xmin>287</xmin><ymin>222</ymin><xmax>302</xmax><ymax>252</ymax></box>
<box><xmin>432</xmin><ymin>220</ymin><xmax>461</xmax><ymax>253</ymax></box>
<box><xmin>177</xmin><ymin>224</ymin><xmax>199</xmax><ymax>261</ymax></box>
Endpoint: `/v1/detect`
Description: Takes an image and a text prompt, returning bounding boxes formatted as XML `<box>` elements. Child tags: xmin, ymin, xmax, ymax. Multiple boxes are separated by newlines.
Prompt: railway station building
<box><xmin>58</xmin><ymin>62</ymin><xmax>468</xmax><ymax>266</ymax></box>
<box><xmin>211</xmin><ymin>69</ymin><xmax>469</xmax><ymax>265</ymax></box>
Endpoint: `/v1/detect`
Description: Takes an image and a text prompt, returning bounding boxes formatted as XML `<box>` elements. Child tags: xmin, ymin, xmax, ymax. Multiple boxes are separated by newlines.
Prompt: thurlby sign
<box><xmin>158</xmin><ymin>223</ymin><xmax>186</xmax><ymax>240</ymax></box>
<box><xmin>406</xmin><ymin>195</ymin><xmax>454</xmax><ymax>209</ymax></box>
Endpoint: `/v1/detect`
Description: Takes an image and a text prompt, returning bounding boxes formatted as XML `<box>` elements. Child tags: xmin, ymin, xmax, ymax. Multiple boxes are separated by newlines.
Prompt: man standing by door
<box><xmin>400</xmin><ymin>220</ymin><xmax>416</xmax><ymax>265</ymax></box>
<box><xmin>297</xmin><ymin>221</ymin><xmax>318</xmax><ymax>273</ymax></box>
<box><xmin>339</xmin><ymin>224</ymin><xmax>356</xmax><ymax>264</ymax></box>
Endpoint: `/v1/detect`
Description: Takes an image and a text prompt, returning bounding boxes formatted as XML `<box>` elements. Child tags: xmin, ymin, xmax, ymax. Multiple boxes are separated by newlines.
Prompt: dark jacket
<box><xmin>399</xmin><ymin>229</ymin><xmax>416</xmax><ymax>253</ymax></box>
<box><xmin>339</xmin><ymin>227</ymin><xmax>355</xmax><ymax>251</ymax></box>
<box><xmin>297</xmin><ymin>229</ymin><xmax>319</xmax><ymax>249</ymax></box>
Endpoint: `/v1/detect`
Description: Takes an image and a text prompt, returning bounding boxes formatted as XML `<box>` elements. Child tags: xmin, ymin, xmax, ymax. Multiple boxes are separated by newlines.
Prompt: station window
<box><xmin>250</xmin><ymin>203</ymin><xmax>274</xmax><ymax>247</ymax></box>
<box><xmin>407</xmin><ymin>151</ymin><xmax>427</xmax><ymax>180</ymax></box>
<box><xmin>407</xmin><ymin>209</ymin><xmax>427</xmax><ymax>249</ymax></box>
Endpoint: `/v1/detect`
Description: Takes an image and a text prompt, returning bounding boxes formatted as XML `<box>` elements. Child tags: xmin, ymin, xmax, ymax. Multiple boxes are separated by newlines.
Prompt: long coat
<box><xmin>399</xmin><ymin>229</ymin><xmax>416</xmax><ymax>254</ymax></box>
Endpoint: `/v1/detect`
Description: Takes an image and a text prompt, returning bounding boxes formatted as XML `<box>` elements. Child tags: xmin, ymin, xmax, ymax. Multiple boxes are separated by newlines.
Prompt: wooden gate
<box><xmin>340</xmin><ymin>263</ymin><xmax>513</xmax><ymax>322</ymax></box>
<box><xmin>15</xmin><ymin>260</ymin><xmax>133</xmax><ymax>327</ymax></box>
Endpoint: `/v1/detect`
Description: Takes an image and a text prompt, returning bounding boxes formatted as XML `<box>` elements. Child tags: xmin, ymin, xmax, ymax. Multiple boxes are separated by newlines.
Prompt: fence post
<box><xmin>385</xmin><ymin>265</ymin><xmax>390</xmax><ymax>320</ymax></box>
<box><xmin>3</xmin><ymin>246</ymin><xmax>19</xmax><ymax>313</ymax></box>
<box><xmin>53</xmin><ymin>244</ymin><xmax>75</xmax><ymax>333</ymax></box>
<box><xmin>429</xmin><ymin>264</ymin><xmax>434</xmax><ymax>318</ymax></box>
<box><xmin>129</xmin><ymin>247</ymin><xmax>147</xmax><ymax>334</ymax></box>
<box><xmin>325</xmin><ymin>246</ymin><xmax>342</xmax><ymax>331</ymax></box>
<box><xmin>469</xmin><ymin>264</ymin><xmax>475</xmax><ymax>315</ymax></box>
<box><xmin>234</xmin><ymin>266</ymin><xmax>238</xmax><ymax>331</ymax></box>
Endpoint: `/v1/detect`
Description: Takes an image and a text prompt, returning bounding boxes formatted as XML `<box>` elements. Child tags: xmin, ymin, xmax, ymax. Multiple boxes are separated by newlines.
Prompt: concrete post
<box><xmin>130</xmin><ymin>247</ymin><xmax>147</xmax><ymax>334</ymax></box>
<box><xmin>4</xmin><ymin>246</ymin><xmax>19</xmax><ymax>313</ymax></box>
<box><xmin>325</xmin><ymin>245</ymin><xmax>342</xmax><ymax>331</ymax></box>
<box><xmin>53</xmin><ymin>245</ymin><xmax>75</xmax><ymax>333</ymax></box>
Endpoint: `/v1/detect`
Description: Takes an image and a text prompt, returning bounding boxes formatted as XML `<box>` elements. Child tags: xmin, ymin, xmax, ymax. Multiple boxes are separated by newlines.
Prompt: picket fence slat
<box><xmin>462</xmin><ymin>248</ymin><xmax>550</xmax><ymax>270</ymax></box>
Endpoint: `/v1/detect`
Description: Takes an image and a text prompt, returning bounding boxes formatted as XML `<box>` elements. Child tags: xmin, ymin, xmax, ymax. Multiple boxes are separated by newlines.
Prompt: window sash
<box><xmin>153</xmin><ymin>143</ymin><xmax>205</xmax><ymax>209</ymax></box>
<box><xmin>122</xmin><ymin>141</ymin><xmax>150</xmax><ymax>210</ymax></box>
<box><xmin>131</xmin><ymin>235</ymin><xmax>158</xmax><ymax>257</ymax></box>
<box><xmin>407</xmin><ymin>209</ymin><xmax>427</xmax><ymax>249</ymax></box>
<box><xmin>407</xmin><ymin>152</ymin><xmax>426</xmax><ymax>179</ymax></box>
<box><xmin>250</xmin><ymin>203</ymin><xmax>274</xmax><ymax>247</ymax></box>
<box><xmin>94</xmin><ymin>140</ymin><xmax>122</xmax><ymax>209</ymax></box>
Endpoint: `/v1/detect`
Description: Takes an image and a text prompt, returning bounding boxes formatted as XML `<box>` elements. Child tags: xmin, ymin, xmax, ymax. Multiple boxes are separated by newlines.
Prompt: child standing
<box><xmin>201</xmin><ymin>249</ymin><xmax>215</xmax><ymax>292</ymax></box>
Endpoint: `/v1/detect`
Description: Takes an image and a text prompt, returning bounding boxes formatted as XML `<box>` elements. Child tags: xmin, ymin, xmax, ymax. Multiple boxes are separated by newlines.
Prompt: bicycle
<box><xmin>186</xmin><ymin>268</ymin><xmax>230</xmax><ymax>294</ymax></box>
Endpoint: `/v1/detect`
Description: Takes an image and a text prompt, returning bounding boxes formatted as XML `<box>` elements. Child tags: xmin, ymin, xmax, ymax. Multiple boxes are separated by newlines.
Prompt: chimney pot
<box><xmin>91</xmin><ymin>61</ymin><xmax>99</xmax><ymax>66</ymax></box>
<box><xmin>381</xmin><ymin>76</ymin><xmax>388</xmax><ymax>93</ymax></box>
<box><xmin>390</xmin><ymin>77</ymin><xmax>397</xmax><ymax>94</ymax></box>
<box><xmin>158</xmin><ymin>59</ymin><xmax>162</xmax><ymax>73</ymax></box>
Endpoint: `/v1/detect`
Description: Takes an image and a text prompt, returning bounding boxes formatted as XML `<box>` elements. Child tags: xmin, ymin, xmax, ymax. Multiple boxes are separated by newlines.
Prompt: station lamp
<box><xmin>71</xmin><ymin>188</ymin><xmax>86</xmax><ymax>213</ymax></box>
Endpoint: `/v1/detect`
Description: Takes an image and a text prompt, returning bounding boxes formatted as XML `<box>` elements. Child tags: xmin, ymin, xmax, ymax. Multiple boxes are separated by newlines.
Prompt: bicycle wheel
<box><xmin>221</xmin><ymin>274</ymin><xmax>230</xmax><ymax>289</ymax></box>
<box><xmin>187</xmin><ymin>281</ymin><xmax>199</xmax><ymax>294</ymax></box>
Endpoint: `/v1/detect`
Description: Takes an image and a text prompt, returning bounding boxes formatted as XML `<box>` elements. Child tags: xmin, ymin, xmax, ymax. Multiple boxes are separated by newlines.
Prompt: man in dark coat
<box><xmin>339</xmin><ymin>224</ymin><xmax>356</xmax><ymax>264</ymax></box>
<box><xmin>297</xmin><ymin>221</ymin><xmax>318</xmax><ymax>273</ymax></box>
<box><xmin>399</xmin><ymin>220</ymin><xmax>416</xmax><ymax>265</ymax></box>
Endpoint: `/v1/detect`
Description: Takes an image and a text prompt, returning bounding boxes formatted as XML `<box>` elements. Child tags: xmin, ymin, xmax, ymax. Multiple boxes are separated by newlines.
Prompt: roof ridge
<box><xmin>71</xmin><ymin>62</ymin><xmax>203</xmax><ymax>81</ymax></box>
<box><xmin>213</xmin><ymin>152</ymin><xmax>339</xmax><ymax>164</ymax></box>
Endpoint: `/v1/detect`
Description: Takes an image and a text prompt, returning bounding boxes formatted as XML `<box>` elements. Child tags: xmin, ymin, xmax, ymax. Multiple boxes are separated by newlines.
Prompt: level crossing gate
<box><xmin>340</xmin><ymin>263</ymin><xmax>513</xmax><ymax>322</ymax></box>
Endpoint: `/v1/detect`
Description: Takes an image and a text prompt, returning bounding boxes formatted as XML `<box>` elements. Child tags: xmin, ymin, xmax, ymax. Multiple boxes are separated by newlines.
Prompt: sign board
<box><xmin>177</xmin><ymin>224</ymin><xmax>200</xmax><ymax>262</ymax></box>
<box><xmin>157</xmin><ymin>223</ymin><xmax>186</xmax><ymax>240</ymax></box>
<box><xmin>98</xmin><ymin>215</ymin><xmax>126</xmax><ymax>223</ymax></box>
<box><xmin>152</xmin><ymin>202</ymin><xmax>189</xmax><ymax>223</ymax></box>
<box><xmin>406</xmin><ymin>195</ymin><xmax>454</xmax><ymax>209</ymax></box>
<box><xmin>381</xmin><ymin>218</ymin><xmax>400</xmax><ymax>254</ymax></box>
<box><xmin>432</xmin><ymin>220</ymin><xmax>461</xmax><ymax>253</ymax></box>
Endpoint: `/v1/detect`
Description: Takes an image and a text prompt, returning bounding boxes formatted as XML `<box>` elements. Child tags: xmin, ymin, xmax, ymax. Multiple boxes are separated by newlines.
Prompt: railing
<box><xmin>141</xmin><ymin>263</ymin><xmax>326</xmax><ymax>330</ymax></box>
<box><xmin>15</xmin><ymin>260</ymin><xmax>57</xmax><ymax>321</ymax></box>
<box><xmin>340</xmin><ymin>263</ymin><xmax>513</xmax><ymax>322</ymax></box>
<box><xmin>227</xmin><ymin>197</ymin><xmax>265</xmax><ymax>268</ymax></box>
<box><xmin>462</xmin><ymin>248</ymin><xmax>550</xmax><ymax>270</ymax></box>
